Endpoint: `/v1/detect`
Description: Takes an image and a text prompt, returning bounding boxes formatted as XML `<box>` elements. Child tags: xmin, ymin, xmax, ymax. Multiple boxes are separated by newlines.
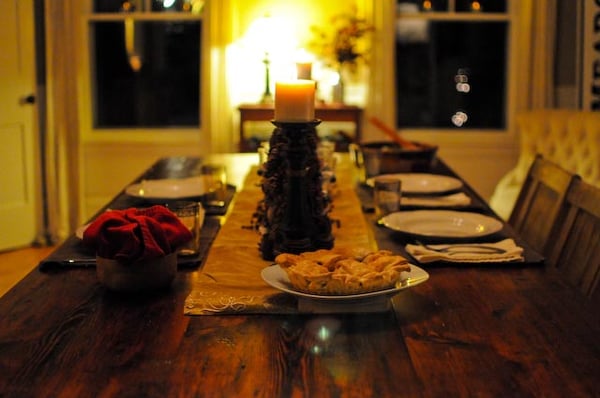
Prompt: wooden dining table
<box><xmin>0</xmin><ymin>153</ymin><xmax>598</xmax><ymax>397</ymax></box>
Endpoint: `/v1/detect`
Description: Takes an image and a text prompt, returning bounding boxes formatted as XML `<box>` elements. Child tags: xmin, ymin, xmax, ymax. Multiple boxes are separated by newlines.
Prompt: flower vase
<box><xmin>333</xmin><ymin>64</ymin><xmax>353</xmax><ymax>104</ymax></box>
<box><xmin>332</xmin><ymin>73</ymin><xmax>345</xmax><ymax>104</ymax></box>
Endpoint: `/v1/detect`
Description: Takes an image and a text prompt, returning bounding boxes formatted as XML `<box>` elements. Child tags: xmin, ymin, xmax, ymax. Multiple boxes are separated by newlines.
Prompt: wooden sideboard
<box><xmin>238</xmin><ymin>103</ymin><xmax>363</xmax><ymax>152</ymax></box>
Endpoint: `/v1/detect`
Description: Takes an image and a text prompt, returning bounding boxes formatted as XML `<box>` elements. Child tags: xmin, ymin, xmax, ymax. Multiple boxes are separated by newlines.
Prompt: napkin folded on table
<box><xmin>82</xmin><ymin>206</ymin><xmax>192</xmax><ymax>262</ymax></box>
<box><xmin>401</xmin><ymin>192</ymin><xmax>471</xmax><ymax>207</ymax></box>
<box><xmin>405</xmin><ymin>238</ymin><xmax>524</xmax><ymax>263</ymax></box>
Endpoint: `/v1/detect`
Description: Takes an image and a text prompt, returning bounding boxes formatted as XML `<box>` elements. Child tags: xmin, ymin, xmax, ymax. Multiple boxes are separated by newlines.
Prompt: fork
<box><xmin>415</xmin><ymin>240</ymin><xmax>507</xmax><ymax>254</ymax></box>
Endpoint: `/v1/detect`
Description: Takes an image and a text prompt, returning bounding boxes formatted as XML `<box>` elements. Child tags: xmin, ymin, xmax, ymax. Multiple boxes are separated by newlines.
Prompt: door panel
<box><xmin>0</xmin><ymin>0</ymin><xmax>40</xmax><ymax>250</ymax></box>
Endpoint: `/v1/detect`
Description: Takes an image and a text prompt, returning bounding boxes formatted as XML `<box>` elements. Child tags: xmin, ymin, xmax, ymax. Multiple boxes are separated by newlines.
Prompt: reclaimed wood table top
<box><xmin>0</xmin><ymin>154</ymin><xmax>598</xmax><ymax>397</ymax></box>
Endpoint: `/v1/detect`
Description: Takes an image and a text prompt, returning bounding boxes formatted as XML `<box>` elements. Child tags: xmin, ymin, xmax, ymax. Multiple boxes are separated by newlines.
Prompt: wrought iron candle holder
<box><xmin>255</xmin><ymin>120</ymin><xmax>334</xmax><ymax>261</ymax></box>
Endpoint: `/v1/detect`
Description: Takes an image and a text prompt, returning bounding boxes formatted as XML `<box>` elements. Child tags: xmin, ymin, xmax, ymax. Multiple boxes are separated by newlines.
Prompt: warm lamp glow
<box><xmin>244</xmin><ymin>14</ymin><xmax>296</xmax><ymax>52</ymax></box>
<box><xmin>244</xmin><ymin>14</ymin><xmax>297</xmax><ymax>103</ymax></box>
<box><xmin>245</xmin><ymin>14</ymin><xmax>276</xmax><ymax>103</ymax></box>
<box><xmin>244</xmin><ymin>15</ymin><xmax>276</xmax><ymax>52</ymax></box>
<box><xmin>295</xmin><ymin>48</ymin><xmax>314</xmax><ymax>63</ymax></box>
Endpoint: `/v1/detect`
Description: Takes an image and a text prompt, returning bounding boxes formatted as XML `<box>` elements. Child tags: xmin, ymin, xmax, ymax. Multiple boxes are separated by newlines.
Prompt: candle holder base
<box><xmin>255</xmin><ymin>120</ymin><xmax>334</xmax><ymax>261</ymax></box>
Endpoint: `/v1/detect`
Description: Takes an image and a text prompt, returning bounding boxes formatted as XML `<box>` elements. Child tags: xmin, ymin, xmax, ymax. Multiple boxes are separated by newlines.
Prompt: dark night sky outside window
<box><xmin>93</xmin><ymin>21</ymin><xmax>200</xmax><ymax>128</ymax></box>
<box><xmin>395</xmin><ymin>0</ymin><xmax>508</xmax><ymax>130</ymax></box>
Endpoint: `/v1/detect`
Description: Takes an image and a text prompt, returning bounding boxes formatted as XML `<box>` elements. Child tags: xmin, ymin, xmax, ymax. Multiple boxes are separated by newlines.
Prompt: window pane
<box><xmin>92</xmin><ymin>21</ymin><xmax>201</xmax><ymax>128</ymax></box>
<box><xmin>455</xmin><ymin>0</ymin><xmax>506</xmax><ymax>13</ymax></box>
<box><xmin>94</xmin><ymin>0</ymin><xmax>143</xmax><ymax>12</ymax></box>
<box><xmin>152</xmin><ymin>0</ymin><xmax>204</xmax><ymax>13</ymax></box>
<box><xmin>395</xmin><ymin>21</ymin><xmax>506</xmax><ymax>129</ymax></box>
<box><xmin>397</xmin><ymin>1</ymin><xmax>448</xmax><ymax>13</ymax></box>
<box><xmin>395</xmin><ymin>1</ymin><xmax>506</xmax><ymax>13</ymax></box>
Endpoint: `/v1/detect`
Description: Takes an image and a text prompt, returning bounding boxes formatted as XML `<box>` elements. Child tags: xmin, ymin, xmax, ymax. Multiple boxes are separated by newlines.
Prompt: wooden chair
<box><xmin>508</xmin><ymin>155</ymin><xmax>580</xmax><ymax>255</ymax></box>
<box><xmin>545</xmin><ymin>178</ymin><xmax>600</xmax><ymax>300</ymax></box>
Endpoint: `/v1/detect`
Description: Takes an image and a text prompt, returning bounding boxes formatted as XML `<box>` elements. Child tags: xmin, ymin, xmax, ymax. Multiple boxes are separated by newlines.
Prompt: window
<box><xmin>395</xmin><ymin>0</ymin><xmax>508</xmax><ymax>129</ymax></box>
<box><xmin>89</xmin><ymin>0</ymin><xmax>203</xmax><ymax>129</ymax></box>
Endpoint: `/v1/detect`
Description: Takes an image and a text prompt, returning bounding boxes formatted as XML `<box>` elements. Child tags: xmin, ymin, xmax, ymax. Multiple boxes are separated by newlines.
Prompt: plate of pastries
<box><xmin>262</xmin><ymin>248</ymin><xmax>429</xmax><ymax>301</ymax></box>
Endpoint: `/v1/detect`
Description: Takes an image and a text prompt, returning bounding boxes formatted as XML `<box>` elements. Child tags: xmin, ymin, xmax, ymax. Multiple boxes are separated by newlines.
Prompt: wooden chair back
<box><xmin>508</xmin><ymin>155</ymin><xmax>580</xmax><ymax>255</ymax></box>
<box><xmin>546</xmin><ymin>178</ymin><xmax>600</xmax><ymax>300</ymax></box>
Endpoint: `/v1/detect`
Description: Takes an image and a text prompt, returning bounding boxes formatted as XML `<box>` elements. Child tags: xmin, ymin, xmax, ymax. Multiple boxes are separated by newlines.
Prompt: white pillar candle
<box><xmin>274</xmin><ymin>80</ymin><xmax>315</xmax><ymax>122</ymax></box>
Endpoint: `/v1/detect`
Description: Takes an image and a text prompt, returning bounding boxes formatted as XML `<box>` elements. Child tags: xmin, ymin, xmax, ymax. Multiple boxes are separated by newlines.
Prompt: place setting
<box><xmin>378</xmin><ymin>212</ymin><xmax>531</xmax><ymax>265</ymax></box>
<box><xmin>115</xmin><ymin>163</ymin><xmax>236</xmax><ymax>216</ymax></box>
<box><xmin>38</xmin><ymin>201</ymin><xmax>220</xmax><ymax>271</ymax></box>
<box><xmin>352</xmin><ymin>154</ymin><xmax>484</xmax><ymax>212</ymax></box>
<box><xmin>349</xmin><ymin>119</ymin><xmax>480</xmax><ymax>211</ymax></box>
<box><xmin>366</xmin><ymin>172</ymin><xmax>541</xmax><ymax>266</ymax></box>
<box><xmin>378</xmin><ymin>208</ymin><xmax>524</xmax><ymax>262</ymax></box>
<box><xmin>37</xmin><ymin>160</ymin><xmax>233</xmax><ymax>272</ymax></box>
<box><xmin>362</xmin><ymin>173</ymin><xmax>473</xmax><ymax>208</ymax></box>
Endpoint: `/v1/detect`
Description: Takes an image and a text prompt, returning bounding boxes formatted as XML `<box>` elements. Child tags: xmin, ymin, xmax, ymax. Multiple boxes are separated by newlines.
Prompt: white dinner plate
<box><xmin>380</xmin><ymin>210</ymin><xmax>503</xmax><ymax>238</ymax></box>
<box><xmin>366</xmin><ymin>173</ymin><xmax>463</xmax><ymax>194</ymax></box>
<box><xmin>261</xmin><ymin>264</ymin><xmax>429</xmax><ymax>301</ymax></box>
<box><xmin>125</xmin><ymin>176</ymin><xmax>206</xmax><ymax>199</ymax></box>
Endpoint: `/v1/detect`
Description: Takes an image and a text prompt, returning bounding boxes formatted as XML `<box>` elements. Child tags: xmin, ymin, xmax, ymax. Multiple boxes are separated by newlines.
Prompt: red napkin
<box><xmin>83</xmin><ymin>206</ymin><xmax>192</xmax><ymax>262</ymax></box>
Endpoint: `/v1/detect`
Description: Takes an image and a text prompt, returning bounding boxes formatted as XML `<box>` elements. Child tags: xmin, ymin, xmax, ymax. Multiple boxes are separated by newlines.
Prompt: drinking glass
<box><xmin>201</xmin><ymin>164</ymin><xmax>227</xmax><ymax>201</ymax></box>
<box><xmin>167</xmin><ymin>201</ymin><xmax>205</xmax><ymax>256</ymax></box>
<box><xmin>373</xmin><ymin>177</ymin><xmax>401</xmax><ymax>219</ymax></box>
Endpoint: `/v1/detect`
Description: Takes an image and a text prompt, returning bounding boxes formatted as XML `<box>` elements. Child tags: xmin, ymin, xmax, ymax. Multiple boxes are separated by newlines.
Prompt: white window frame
<box><xmin>369</xmin><ymin>0</ymin><xmax>521</xmax><ymax>150</ymax></box>
<box><xmin>78</xmin><ymin>0</ymin><xmax>206</xmax><ymax>145</ymax></box>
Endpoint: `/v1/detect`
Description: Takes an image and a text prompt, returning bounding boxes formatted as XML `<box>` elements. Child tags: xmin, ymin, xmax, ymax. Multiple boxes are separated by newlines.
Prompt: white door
<box><xmin>0</xmin><ymin>0</ymin><xmax>41</xmax><ymax>250</ymax></box>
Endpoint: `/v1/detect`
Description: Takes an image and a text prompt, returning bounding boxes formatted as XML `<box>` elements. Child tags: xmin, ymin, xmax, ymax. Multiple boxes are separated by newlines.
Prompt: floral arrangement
<box><xmin>308</xmin><ymin>11</ymin><xmax>374</xmax><ymax>74</ymax></box>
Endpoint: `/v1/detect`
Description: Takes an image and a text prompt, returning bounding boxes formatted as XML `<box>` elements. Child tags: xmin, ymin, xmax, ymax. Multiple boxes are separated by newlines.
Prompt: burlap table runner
<box><xmin>184</xmin><ymin>159</ymin><xmax>376</xmax><ymax>315</ymax></box>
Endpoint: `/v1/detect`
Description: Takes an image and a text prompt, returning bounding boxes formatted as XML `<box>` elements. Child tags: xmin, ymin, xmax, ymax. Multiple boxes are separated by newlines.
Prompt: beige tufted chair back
<box><xmin>490</xmin><ymin>109</ymin><xmax>600</xmax><ymax>220</ymax></box>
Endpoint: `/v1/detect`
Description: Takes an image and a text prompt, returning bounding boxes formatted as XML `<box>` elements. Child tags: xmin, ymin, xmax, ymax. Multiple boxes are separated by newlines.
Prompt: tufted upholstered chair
<box><xmin>490</xmin><ymin>110</ymin><xmax>600</xmax><ymax>220</ymax></box>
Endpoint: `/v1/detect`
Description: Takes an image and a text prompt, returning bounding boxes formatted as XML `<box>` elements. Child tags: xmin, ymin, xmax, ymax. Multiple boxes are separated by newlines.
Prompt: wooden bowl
<box><xmin>96</xmin><ymin>253</ymin><xmax>177</xmax><ymax>292</ymax></box>
<box><xmin>350</xmin><ymin>141</ymin><xmax>438</xmax><ymax>178</ymax></box>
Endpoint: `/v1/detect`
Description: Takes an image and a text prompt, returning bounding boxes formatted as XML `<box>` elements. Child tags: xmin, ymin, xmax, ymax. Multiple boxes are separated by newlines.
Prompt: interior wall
<box><xmin>82</xmin><ymin>143</ymin><xmax>205</xmax><ymax>220</ymax></box>
<box><xmin>437</xmin><ymin>144</ymin><xmax>518</xmax><ymax>201</ymax></box>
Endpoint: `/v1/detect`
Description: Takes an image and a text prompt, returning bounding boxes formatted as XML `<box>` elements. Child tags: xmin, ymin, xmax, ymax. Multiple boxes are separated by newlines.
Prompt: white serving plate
<box><xmin>380</xmin><ymin>210</ymin><xmax>503</xmax><ymax>238</ymax></box>
<box><xmin>366</xmin><ymin>173</ymin><xmax>463</xmax><ymax>194</ymax></box>
<box><xmin>261</xmin><ymin>264</ymin><xmax>429</xmax><ymax>313</ymax></box>
<box><xmin>125</xmin><ymin>176</ymin><xmax>206</xmax><ymax>200</ymax></box>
